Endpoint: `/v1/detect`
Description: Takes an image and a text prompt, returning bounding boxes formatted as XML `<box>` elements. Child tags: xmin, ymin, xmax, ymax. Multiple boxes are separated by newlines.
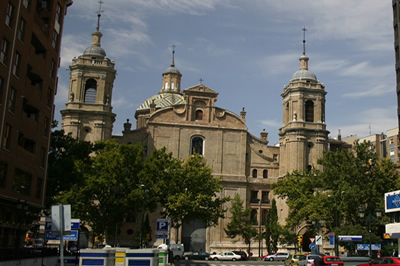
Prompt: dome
<box><xmin>163</xmin><ymin>66</ymin><xmax>181</xmax><ymax>75</ymax></box>
<box><xmin>137</xmin><ymin>93</ymin><xmax>185</xmax><ymax>110</ymax></box>
<box><xmin>83</xmin><ymin>45</ymin><xmax>106</xmax><ymax>57</ymax></box>
<box><xmin>291</xmin><ymin>69</ymin><xmax>317</xmax><ymax>81</ymax></box>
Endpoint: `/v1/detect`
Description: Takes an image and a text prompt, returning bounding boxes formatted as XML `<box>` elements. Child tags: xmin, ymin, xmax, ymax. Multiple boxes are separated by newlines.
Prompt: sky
<box><xmin>55</xmin><ymin>0</ymin><xmax>396</xmax><ymax>145</ymax></box>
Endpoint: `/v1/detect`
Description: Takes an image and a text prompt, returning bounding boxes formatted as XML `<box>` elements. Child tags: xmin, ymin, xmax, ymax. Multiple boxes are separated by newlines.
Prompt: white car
<box><xmin>298</xmin><ymin>254</ymin><xmax>321</xmax><ymax>266</ymax></box>
<box><xmin>264</xmin><ymin>252</ymin><xmax>290</xmax><ymax>261</ymax></box>
<box><xmin>209</xmin><ymin>252</ymin><xmax>241</xmax><ymax>261</ymax></box>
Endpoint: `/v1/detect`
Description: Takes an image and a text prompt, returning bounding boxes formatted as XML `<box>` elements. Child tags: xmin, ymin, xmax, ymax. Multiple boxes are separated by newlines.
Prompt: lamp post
<box><xmin>140</xmin><ymin>184</ymin><xmax>149</xmax><ymax>249</ymax></box>
<box><xmin>328</xmin><ymin>191</ymin><xmax>344</xmax><ymax>256</ymax></box>
<box><xmin>359</xmin><ymin>208</ymin><xmax>382</xmax><ymax>258</ymax></box>
<box><xmin>312</xmin><ymin>218</ymin><xmax>326</xmax><ymax>254</ymax></box>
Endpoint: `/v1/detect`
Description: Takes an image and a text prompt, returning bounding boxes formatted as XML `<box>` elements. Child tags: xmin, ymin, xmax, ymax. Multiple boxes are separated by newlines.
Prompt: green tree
<box><xmin>225</xmin><ymin>194</ymin><xmax>257</xmax><ymax>254</ymax></box>
<box><xmin>272</xmin><ymin>140</ymin><xmax>400</xmax><ymax>252</ymax></box>
<box><xmin>54</xmin><ymin>140</ymin><xmax>147</xmax><ymax>242</ymax></box>
<box><xmin>46</xmin><ymin>128</ymin><xmax>93</xmax><ymax>207</ymax></box>
<box><xmin>263</xmin><ymin>199</ymin><xmax>281</xmax><ymax>252</ymax></box>
<box><xmin>157</xmin><ymin>153</ymin><xmax>229</xmax><ymax>241</ymax></box>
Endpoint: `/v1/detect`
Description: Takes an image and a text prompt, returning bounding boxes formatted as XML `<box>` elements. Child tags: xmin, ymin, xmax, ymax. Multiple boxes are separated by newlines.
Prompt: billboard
<box><xmin>385</xmin><ymin>190</ymin><xmax>400</xmax><ymax>213</ymax></box>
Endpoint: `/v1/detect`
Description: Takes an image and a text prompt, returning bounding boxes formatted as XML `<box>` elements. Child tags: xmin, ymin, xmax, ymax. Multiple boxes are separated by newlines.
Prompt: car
<box><xmin>182</xmin><ymin>251</ymin><xmax>210</xmax><ymax>261</ymax></box>
<box><xmin>356</xmin><ymin>257</ymin><xmax>400</xmax><ymax>266</ymax></box>
<box><xmin>209</xmin><ymin>252</ymin><xmax>242</xmax><ymax>261</ymax></box>
<box><xmin>312</xmin><ymin>256</ymin><xmax>343</xmax><ymax>266</ymax></box>
<box><xmin>232</xmin><ymin>251</ymin><xmax>248</xmax><ymax>260</ymax></box>
<box><xmin>261</xmin><ymin>252</ymin><xmax>276</xmax><ymax>260</ymax></box>
<box><xmin>285</xmin><ymin>253</ymin><xmax>308</xmax><ymax>266</ymax></box>
<box><xmin>298</xmin><ymin>254</ymin><xmax>321</xmax><ymax>266</ymax></box>
<box><xmin>263</xmin><ymin>252</ymin><xmax>290</xmax><ymax>261</ymax></box>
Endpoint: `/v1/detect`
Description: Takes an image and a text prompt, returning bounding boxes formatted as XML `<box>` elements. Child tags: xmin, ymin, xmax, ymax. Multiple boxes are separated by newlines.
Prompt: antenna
<box><xmin>96</xmin><ymin>0</ymin><xmax>104</xmax><ymax>31</ymax></box>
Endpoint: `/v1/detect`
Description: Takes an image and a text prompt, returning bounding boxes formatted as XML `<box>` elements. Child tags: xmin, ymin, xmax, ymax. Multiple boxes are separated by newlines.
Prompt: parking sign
<box><xmin>157</xmin><ymin>219</ymin><xmax>168</xmax><ymax>234</ymax></box>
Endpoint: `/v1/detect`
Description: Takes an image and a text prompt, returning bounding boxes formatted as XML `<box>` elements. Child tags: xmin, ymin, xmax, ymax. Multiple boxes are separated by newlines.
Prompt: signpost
<box><xmin>338</xmin><ymin>235</ymin><xmax>363</xmax><ymax>241</ymax></box>
<box><xmin>156</xmin><ymin>219</ymin><xmax>169</xmax><ymax>240</ymax></box>
<box><xmin>357</xmin><ymin>244</ymin><xmax>381</xmax><ymax>251</ymax></box>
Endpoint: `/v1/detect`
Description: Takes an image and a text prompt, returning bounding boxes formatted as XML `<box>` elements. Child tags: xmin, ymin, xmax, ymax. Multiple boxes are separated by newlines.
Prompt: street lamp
<box><xmin>140</xmin><ymin>184</ymin><xmax>149</xmax><ymax>249</ymax></box>
<box><xmin>359</xmin><ymin>208</ymin><xmax>382</xmax><ymax>258</ymax></box>
<box><xmin>312</xmin><ymin>218</ymin><xmax>326</xmax><ymax>254</ymax></box>
<box><xmin>328</xmin><ymin>191</ymin><xmax>344</xmax><ymax>256</ymax></box>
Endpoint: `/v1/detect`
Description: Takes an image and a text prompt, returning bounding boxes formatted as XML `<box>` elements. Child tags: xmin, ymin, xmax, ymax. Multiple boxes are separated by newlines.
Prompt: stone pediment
<box><xmin>184</xmin><ymin>84</ymin><xmax>218</xmax><ymax>96</ymax></box>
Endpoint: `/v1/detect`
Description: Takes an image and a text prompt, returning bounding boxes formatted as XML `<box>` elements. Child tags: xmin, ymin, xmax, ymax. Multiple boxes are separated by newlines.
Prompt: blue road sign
<box><xmin>156</xmin><ymin>234</ymin><xmax>169</xmax><ymax>239</ymax></box>
<box><xmin>357</xmin><ymin>244</ymin><xmax>381</xmax><ymax>251</ymax></box>
<box><xmin>46</xmin><ymin>218</ymin><xmax>80</xmax><ymax>230</ymax></box>
<box><xmin>338</xmin><ymin>235</ymin><xmax>362</xmax><ymax>241</ymax></box>
<box><xmin>45</xmin><ymin>230</ymin><xmax>78</xmax><ymax>241</ymax></box>
<box><xmin>157</xmin><ymin>219</ymin><xmax>168</xmax><ymax>233</ymax></box>
<box><xmin>330</xmin><ymin>233</ymin><xmax>335</xmax><ymax>246</ymax></box>
<box><xmin>309</xmin><ymin>242</ymin><xmax>316</xmax><ymax>250</ymax></box>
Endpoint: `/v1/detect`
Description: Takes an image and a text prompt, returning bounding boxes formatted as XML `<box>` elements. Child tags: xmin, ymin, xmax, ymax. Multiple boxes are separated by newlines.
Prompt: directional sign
<box><xmin>45</xmin><ymin>230</ymin><xmax>78</xmax><ymax>241</ymax></box>
<box><xmin>156</xmin><ymin>234</ymin><xmax>168</xmax><ymax>239</ymax></box>
<box><xmin>357</xmin><ymin>244</ymin><xmax>381</xmax><ymax>251</ymax></box>
<box><xmin>157</xmin><ymin>219</ymin><xmax>168</xmax><ymax>234</ymax></box>
<box><xmin>309</xmin><ymin>242</ymin><xmax>316</xmax><ymax>250</ymax></box>
<box><xmin>338</xmin><ymin>235</ymin><xmax>362</xmax><ymax>241</ymax></box>
<box><xmin>46</xmin><ymin>218</ymin><xmax>80</xmax><ymax>231</ymax></box>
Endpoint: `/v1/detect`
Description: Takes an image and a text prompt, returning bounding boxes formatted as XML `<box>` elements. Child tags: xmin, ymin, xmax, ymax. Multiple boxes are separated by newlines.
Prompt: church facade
<box><xmin>61</xmin><ymin>27</ymin><xmax>330</xmax><ymax>254</ymax></box>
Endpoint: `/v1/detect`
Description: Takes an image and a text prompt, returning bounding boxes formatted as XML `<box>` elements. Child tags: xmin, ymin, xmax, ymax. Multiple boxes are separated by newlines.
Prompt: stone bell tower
<box><xmin>61</xmin><ymin>8</ymin><xmax>116</xmax><ymax>142</ymax></box>
<box><xmin>278</xmin><ymin>29</ymin><xmax>329</xmax><ymax>176</ymax></box>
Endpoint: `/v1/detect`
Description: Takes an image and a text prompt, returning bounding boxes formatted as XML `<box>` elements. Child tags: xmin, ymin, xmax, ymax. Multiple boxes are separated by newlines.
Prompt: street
<box><xmin>172</xmin><ymin>260</ymin><xmax>284</xmax><ymax>266</ymax></box>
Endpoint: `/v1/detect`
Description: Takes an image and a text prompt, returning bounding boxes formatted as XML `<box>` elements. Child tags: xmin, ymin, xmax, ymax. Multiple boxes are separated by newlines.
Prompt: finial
<box><xmin>199</xmin><ymin>78</ymin><xmax>203</xmax><ymax>84</ymax></box>
<box><xmin>171</xmin><ymin>44</ymin><xmax>176</xmax><ymax>67</ymax></box>
<box><xmin>96</xmin><ymin>0</ymin><xmax>104</xmax><ymax>32</ymax></box>
<box><xmin>302</xmin><ymin>27</ymin><xmax>307</xmax><ymax>55</ymax></box>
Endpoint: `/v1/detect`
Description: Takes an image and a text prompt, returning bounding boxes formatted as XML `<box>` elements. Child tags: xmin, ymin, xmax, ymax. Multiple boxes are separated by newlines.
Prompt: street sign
<box><xmin>338</xmin><ymin>235</ymin><xmax>362</xmax><ymax>241</ymax></box>
<box><xmin>330</xmin><ymin>233</ymin><xmax>335</xmax><ymax>246</ymax></box>
<box><xmin>156</xmin><ymin>219</ymin><xmax>168</xmax><ymax>234</ymax></box>
<box><xmin>156</xmin><ymin>234</ymin><xmax>168</xmax><ymax>239</ymax></box>
<box><xmin>45</xmin><ymin>230</ymin><xmax>78</xmax><ymax>241</ymax></box>
<box><xmin>316</xmin><ymin>235</ymin><xmax>322</xmax><ymax>245</ymax></box>
<box><xmin>46</xmin><ymin>218</ymin><xmax>80</xmax><ymax>230</ymax></box>
<box><xmin>309</xmin><ymin>238</ymin><xmax>315</xmax><ymax>243</ymax></box>
<box><xmin>357</xmin><ymin>244</ymin><xmax>381</xmax><ymax>251</ymax></box>
<box><xmin>309</xmin><ymin>242</ymin><xmax>316</xmax><ymax>250</ymax></box>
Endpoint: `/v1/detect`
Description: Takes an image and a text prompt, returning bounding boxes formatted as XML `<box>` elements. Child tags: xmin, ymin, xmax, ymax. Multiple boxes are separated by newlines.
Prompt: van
<box><xmin>158</xmin><ymin>243</ymin><xmax>184</xmax><ymax>260</ymax></box>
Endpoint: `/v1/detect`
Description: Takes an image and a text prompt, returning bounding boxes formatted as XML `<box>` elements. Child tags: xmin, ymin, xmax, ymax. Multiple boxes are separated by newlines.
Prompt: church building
<box><xmin>61</xmin><ymin>23</ymin><xmax>336</xmax><ymax>254</ymax></box>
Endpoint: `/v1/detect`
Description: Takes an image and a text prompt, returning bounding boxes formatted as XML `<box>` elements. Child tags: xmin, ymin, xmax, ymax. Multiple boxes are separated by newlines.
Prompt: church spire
<box><xmin>96</xmin><ymin>0</ymin><xmax>104</xmax><ymax>32</ymax></box>
<box><xmin>171</xmin><ymin>44</ymin><xmax>176</xmax><ymax>67</ymax></box>
<box><xmin>302</xmin><ymin>27</ymin><xmax>307</xmax><ymax>55</ymax></box>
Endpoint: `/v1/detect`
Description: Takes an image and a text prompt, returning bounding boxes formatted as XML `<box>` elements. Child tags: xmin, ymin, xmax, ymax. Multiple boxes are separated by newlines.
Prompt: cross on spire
<box><xmin>199</xmin><ymin>78</ymin><xmax>203</xmax><ymax>84</ymax></box>
<box><xmin>96</xmin><ymin>0</ymin><xmax>104</xmax><ymax>32</ymax></box>
<box><xmin>302</xmin><ymin>27</ymin><xmax>307</xmax><ymax>55</ymax></box>
<box><xmin>171</xmin><ymin>44</ymin><xmax>176</xmax><ymax>67</ymax></box>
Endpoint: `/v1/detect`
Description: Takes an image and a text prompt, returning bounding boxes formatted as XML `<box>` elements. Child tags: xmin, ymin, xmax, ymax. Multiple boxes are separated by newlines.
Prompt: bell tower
<box><xmin>279</xmin><ymin>28</ymin><xmax>329</xmax><ymax>176</ymax></box>
<box><xmin>61</xmin><ymin>3</ymin><xmax>116</xmax><ymax>142</ymax></box>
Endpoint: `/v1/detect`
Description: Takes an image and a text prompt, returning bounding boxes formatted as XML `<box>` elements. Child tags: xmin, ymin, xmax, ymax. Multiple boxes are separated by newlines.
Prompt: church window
<box><xmin>250</xmin><ymin>191</ymin><xmax>259</xmax><ymax>203</ymax></box>
<box><xmin>195</xmin><ymin>110</ymin><xmax>203</xmax><ymax>120</ymax></box>
<box><xmin>273</xmin><ymin>154</ymin><xmax>278</xmax><ymax>162</ymax></box>
<box><xmin>84</xmin><ymin>79</ymin><xmax>97</xmax><ymax>103</ymax></box>
<box><xmin>191</xmin><ymin>136</ymin><xmax>204</xmax><ymax>155</ymax></box>
<box><xmin>252</xmin><ymin>169</ymin><xmax>257</xmax><ymax>178</ymax></box>
<box><xmin>263</xmin><ymin>169</ymin><xmax>268</xmax><ymax>178</ymax></box>
<box><xmin>171</xmin><ymin>82</ymin><xmax>174</xmax><ymax>89</ymax></box>
<box><xmin>262</xmin><ymin>191</ymin><xmax>270</xmax><ymax>203</ymax></box>
<box><xmin>305</xmin><ymin>100</ymin><xmax>314</xmax><ymax>122</ymax></box>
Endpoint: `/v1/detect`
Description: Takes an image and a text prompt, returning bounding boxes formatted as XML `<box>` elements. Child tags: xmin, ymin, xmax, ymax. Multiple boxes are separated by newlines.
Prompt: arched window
<box><xmin>195</xmin><ymin>110</ymin><xmax>203</xmax><ymax>120</ymax></box>
<box><xmin>191</xmin><ymin>136</ymin><xmax>204</xmax><ymax>155</ymax></box>
<box><xmin>252</xmin><ymin>169</ymin><xmax>257</xmax><ymax>178</ymax></box>
<box><xmin>306</xmin><ymin>100</ymin><xmax>314</xmax><ymax>122</ymax></box>
<box><xmin>305</xmin><ymin>100</ymin><xmax>314</xmax><ymax>122</ymax></box>
<box><xmin>84</xmin><ymin>79</ymin><xmax>97</xmax><ymax>103</ymax></box>
<box><xmin>263</xmin><ymin>169</ymin><xmax>268</xmax><ymax>178</ymax></box>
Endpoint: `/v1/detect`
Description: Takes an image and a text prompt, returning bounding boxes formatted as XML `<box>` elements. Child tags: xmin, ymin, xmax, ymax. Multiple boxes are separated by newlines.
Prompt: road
<box><xmin>173</xmin><ymin>260</ymin><xmax>284</xmax><ymax>266</ymax></box>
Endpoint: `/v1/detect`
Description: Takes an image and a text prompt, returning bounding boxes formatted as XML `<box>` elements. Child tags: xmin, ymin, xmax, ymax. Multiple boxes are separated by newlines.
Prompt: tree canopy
<box><xmin>225</xmin><ymin>193</ymin><xmax>258</xmax><ymax>254</ymax></box>
<box><xmin>272</xmin><ymin>140</ymin><xmax>400</xmax><ymax>250</ymax></box>
<box><xmin>49</xmin><ymin>136</ymin><xmax>228</xmax><ymax>244</ymax></box>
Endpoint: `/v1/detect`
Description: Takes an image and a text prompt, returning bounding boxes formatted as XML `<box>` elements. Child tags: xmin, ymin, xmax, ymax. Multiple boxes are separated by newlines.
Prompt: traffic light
<box><xmin>298</xmin><ymin>235</ymin><xmax>303</xmax><ymax>246</ymax></box>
